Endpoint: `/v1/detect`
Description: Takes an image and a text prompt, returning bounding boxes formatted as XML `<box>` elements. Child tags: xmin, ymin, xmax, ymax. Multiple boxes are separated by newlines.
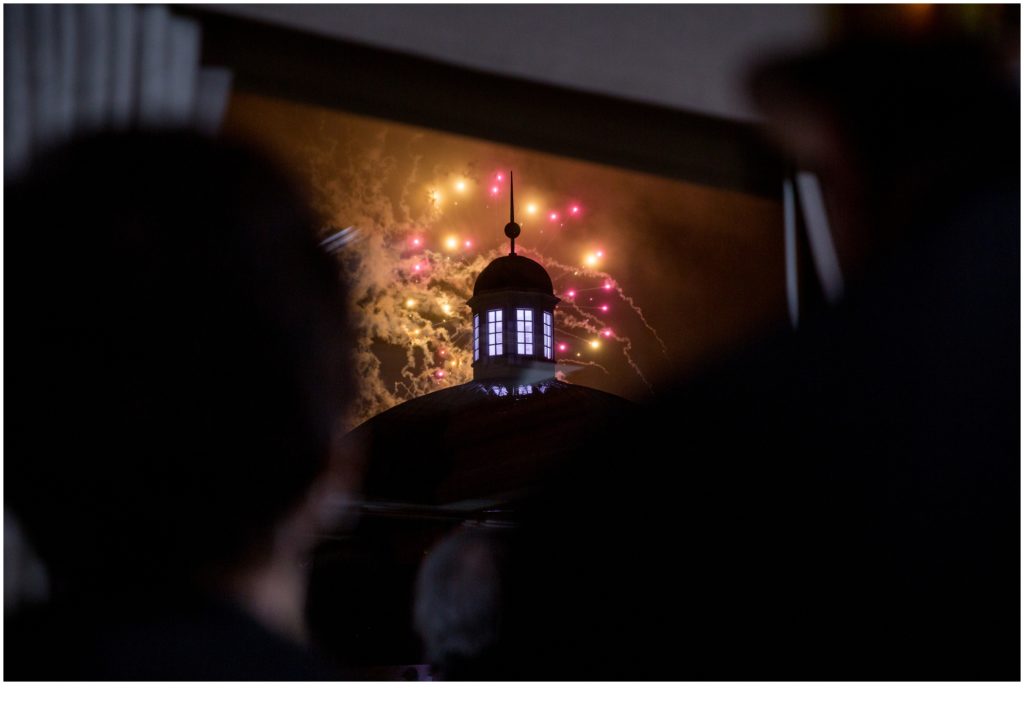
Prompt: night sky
<box><xmin>224</xmin><ymin>92</ymin><xmax>786</xmax><ymax>424</ymax></box>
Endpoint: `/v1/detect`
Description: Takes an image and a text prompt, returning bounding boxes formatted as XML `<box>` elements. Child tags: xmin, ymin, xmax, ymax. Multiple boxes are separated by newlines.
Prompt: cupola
<box><xmin>467</xmin><ymin>173</ymin><xmax>560</xmax><ymax>384</ymax></box>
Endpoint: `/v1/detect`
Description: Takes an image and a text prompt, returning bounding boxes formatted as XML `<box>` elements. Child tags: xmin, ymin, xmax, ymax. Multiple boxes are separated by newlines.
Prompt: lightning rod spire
<box><xmin>503</xmin><ymin>170</ymin><xmax>521</xmax><ymax>255</ymax></box>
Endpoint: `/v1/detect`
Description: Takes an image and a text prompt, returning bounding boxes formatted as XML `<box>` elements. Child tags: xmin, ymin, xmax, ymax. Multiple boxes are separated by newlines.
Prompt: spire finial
<box><xmin>503</xmin><ymin>170</ymin><xmax>521</xmax><ymax>255</ymax></box>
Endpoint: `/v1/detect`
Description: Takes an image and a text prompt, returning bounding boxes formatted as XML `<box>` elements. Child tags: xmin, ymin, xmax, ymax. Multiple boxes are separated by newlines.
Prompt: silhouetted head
<box><xmin>6</xmin><ymin>131</ymin><xmax>355</xmax><ymax>599</ymax></box>
<box><xmin>414</xmin><ymin>528</ymin><xmax>510</xmax><ymax>680</ymax></box>
<box><xmin>750</xmin><ymin>38</ymin><xmax>1018</xmax><ymax>277</ymax></box>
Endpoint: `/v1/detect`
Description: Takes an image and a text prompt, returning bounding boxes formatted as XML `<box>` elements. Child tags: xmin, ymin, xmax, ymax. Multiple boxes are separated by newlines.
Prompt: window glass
<box><xmin>542</xmin><ymin>311</ymin><xmax>553</xmax><ymax>359</ymax></box>
<box><xmin>487</xmin><ymin>309</ymin><xmax>504</xmax><ymax>356</ymax></box>
<box><xmin>473</xmin><ymin>314</ymin><xmax>480</xmax><ymax>361</ymax></box>
<box><xmin>516</xmin><ymin>308</ymin><xmax>534</xmax><ymax>355</ymax></box>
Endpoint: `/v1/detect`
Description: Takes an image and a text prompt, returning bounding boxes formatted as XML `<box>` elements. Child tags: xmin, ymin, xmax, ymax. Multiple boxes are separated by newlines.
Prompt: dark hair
<box><xmin>6</xmin><ymin>131</ymin><xmax>354</xmax><ymax>594</ymax></box>
<box><xmin>749</xmin><ymin>38</ymin><xmax>1018</xmax><ymax>192</ymax></box>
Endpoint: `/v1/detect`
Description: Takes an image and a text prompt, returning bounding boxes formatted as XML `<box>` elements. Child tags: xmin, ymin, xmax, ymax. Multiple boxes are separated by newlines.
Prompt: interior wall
<box><xmin>198</xmin><ymin>4</ymin><xmax>825</xmax><ymax>123</ymax></box>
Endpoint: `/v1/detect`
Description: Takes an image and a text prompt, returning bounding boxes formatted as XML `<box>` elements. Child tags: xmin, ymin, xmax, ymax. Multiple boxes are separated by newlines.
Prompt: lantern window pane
<box><xmin>487</xmin><ymin>309</ymin><xmax>504</xmax><ymax>356</ymax></box>
<box><xmin>543</xmin><ymin>311</ymin><xmax>553</xmax><ymax>359</ymax></box>
<box><xmin>473</xmin><ymin>314</ymin><xmax>480</xmax><ymax>361</ymax></box>
<box><xmin>516</xmin><ymin>308</ymin><xmax>534</xmax><ymax>355</ymax></box>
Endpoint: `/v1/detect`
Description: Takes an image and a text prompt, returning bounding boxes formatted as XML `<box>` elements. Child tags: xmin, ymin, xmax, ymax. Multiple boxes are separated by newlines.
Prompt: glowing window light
<box><xmin>473</xmin><ymin>314</ymin><xmax>480</xmax><ymax>361</ymax></box>
<box><xmin>516</xmin><ymin>308</ymin><xmax>535</xmax><ymax>355</ymax></box>
<box><xmin>487</xmin><ymin>309</ymin><xmax>504</xmax><ymax>356</ymax></box>
<box><xmin>542</xmin><ymin>311</ymin><xmax>553</xmax><ymax>359</ymax></box>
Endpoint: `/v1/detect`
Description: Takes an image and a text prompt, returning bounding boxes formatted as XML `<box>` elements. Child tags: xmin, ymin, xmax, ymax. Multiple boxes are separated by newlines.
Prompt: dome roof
<box><xmin>348</xmin><ymin>379</ymin><xmax>634</xmax><ymax>505</ymax></box>
<box><xmin>473</xmin><ymin>254</ymin><xmax>553</xmax><ymax>296</ymax></box>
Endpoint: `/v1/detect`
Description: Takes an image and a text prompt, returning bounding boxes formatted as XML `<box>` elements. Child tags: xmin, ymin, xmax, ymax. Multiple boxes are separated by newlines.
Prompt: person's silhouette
<box><xmin>497</xmin><ymin>38</ymin><xmax>1019</xmax><ymax>680</ymax></box>
<box><xmin>5</xmin><ymin>131</ymin><xmax>357</xmax><ymax>680</ymax></box>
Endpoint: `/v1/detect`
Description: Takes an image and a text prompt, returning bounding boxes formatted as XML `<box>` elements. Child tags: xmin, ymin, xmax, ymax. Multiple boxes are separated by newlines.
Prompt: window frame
<box><xmin>487</xmin><ymin>309</ymin><xmax>504</xmax><ymax>356</ymax></box>
<box><xmin>542</xmin><ymin>311</ymin><xmax>553</xmax><ymax>359</ymax></box>
<box><xmin>473</xmin><ymin>313</ymin><xmax>480</xmax><ymax>361</ymax></box>
<box><xmin>516</xmin><ymin>307</ymin><xmax>535</xmax><ymax>356</ymax></box>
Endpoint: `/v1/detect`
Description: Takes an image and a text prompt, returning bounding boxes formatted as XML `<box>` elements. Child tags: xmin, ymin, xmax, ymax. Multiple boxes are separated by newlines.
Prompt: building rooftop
<box><xmin>349</xmin><ymin>379</ymin><xmax>633</xmax><ymax>506</ymax></box>
<box><xmin>473</xmin><ymin>253</ymin><xmax>554</xmax><ymax>296</ymax></box>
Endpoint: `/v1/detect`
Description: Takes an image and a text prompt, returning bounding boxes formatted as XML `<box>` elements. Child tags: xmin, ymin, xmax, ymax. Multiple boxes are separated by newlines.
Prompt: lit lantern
<box><xmin>467</xmin><ymin>172</ymin><xmax>559</xmax><ymax>384</ymax></box>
